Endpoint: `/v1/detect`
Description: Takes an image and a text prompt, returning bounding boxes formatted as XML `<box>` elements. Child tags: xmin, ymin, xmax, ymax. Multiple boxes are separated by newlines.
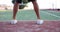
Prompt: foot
<box><xmin>37</xmin><ymin>20</ymin><xmax>44</xmax><ymax>25</ymax></box>
<box><xmin>10</xmin><ymin>20</ymin><xmax>17</xmax><ymax>24</ymax></box>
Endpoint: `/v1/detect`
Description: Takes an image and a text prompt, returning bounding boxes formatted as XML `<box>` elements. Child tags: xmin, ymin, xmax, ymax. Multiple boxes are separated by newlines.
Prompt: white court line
<box><xmin>41</xmin><ymin>11</ymin><xmax>60</xmax><ymax>18</ymax></box>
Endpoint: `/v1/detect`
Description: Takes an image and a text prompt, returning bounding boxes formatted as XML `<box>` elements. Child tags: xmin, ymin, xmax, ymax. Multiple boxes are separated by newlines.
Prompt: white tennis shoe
<box><xmin>10</xmin><ymin>20</ymin><xmax>17</xmax><ymax>24</ymax></box>
<box><xmin>37</xmin><ymin>20</ymin><xmax>44</xmax><ymax>25</ymax></box>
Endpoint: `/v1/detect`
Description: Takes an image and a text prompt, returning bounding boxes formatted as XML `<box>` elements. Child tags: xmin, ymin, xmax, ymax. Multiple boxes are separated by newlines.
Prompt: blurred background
<box><xmin>0</xmin><ymin>0</ymin><xmax>60</xmax><ymax>9</ymax></box>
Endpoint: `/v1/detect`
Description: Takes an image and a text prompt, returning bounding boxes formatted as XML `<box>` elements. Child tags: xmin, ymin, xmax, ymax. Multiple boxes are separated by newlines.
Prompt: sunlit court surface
<box><xmin>0</xmin><ymin>9</ymin><xmax>60</xmax><ymax>32</ymax></box>
<box><xmin>0</xmin><ymin>0</ymin><xmax>60</xmax><ymax>32</ymax></box>
<box><xmin>0</xmin><ymin>20</ymin><xmax>60</xmax><ymax>32</ymax></box>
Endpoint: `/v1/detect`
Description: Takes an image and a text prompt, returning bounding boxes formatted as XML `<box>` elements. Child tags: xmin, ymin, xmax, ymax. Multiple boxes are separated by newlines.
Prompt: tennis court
<box><xmin>0</xmin><ymin>9</ymin><xmax>60</xmax><ymax>20</ymax></box>
<box><xmin>0</xmin><ymin>9</ymin><xmax>60</xmax><ymax>32</ymax></box>
<box><xmin>0</xmin><ymin>20</ymin><xmax>60</xmax><ymax>32</ymax></box>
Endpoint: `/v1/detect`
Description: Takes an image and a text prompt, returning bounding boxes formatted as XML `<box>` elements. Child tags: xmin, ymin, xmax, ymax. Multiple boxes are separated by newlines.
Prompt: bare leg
<box><xmin>13</xmin><ymin>2</ymin><xmax>19</xmax><ymax>20</ymax></box>
<box><xmin>10</xmin><ymin>2</ymin><xmax>19</xmax><ymax>24</ymax></box>
<box><xmin>32</xmin><ymin>1</ymin><xmax>44</xmax><ymax>24</ymax></box>
<box><xmin>32</xmin><ymin>1</ymin><xmax>40</xmax><ymax>19</ymax></box>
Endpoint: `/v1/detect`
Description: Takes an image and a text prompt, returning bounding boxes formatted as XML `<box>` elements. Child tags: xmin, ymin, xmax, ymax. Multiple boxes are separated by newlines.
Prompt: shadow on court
<box><xmin>0</xmin><ymin>20</ymin><xmax>60</xmax><ymax>32</ymax></box>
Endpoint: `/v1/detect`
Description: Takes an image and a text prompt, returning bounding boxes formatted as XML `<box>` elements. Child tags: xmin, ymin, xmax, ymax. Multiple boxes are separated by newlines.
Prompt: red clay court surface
<box><xmin>0</xmin><ymin>20</ymin><xmax>60</xmax><ymax>32</ymax></box>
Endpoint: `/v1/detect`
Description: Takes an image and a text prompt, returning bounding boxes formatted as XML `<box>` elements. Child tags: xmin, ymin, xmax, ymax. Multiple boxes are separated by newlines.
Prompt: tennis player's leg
<box><xmin>32</xmin><ymin>0</ymin><xmax>44</xmax><ymax>24</ymax></box>
<box><xmin>10</xmin><ymin>0</ymin><xmax>22</xmax><ymax>24</ymax></box>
